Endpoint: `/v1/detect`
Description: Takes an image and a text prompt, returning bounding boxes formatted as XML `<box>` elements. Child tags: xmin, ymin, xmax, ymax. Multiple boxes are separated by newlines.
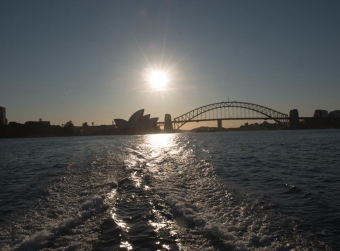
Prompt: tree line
<box><xmin>0</xmin><ymin>121</ymin><xmax>74</xmax><ymax>138</ymax></box>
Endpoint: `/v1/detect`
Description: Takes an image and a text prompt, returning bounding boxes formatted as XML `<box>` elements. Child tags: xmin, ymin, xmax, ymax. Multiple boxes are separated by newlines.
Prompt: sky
<box><xmin>1</xmin><ymin>0</ymin><xmax>340</xmax><ymax>129</ymax></box>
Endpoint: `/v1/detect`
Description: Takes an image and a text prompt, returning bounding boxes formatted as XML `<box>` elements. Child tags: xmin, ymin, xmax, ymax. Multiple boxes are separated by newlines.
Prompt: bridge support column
<box><xmin>164</xmin><ymin>114</ymin><xmax>173</xmax><ymax>132</ymax></box>
<box><xmin>217</xmin><ymin>119</ymin><xmax>222</xmax><ymax>131</ymax></box>
<box><xmin>289</xmin><ymin>109</ymin><xmax>299</xmax><ymax>129</ymax></box>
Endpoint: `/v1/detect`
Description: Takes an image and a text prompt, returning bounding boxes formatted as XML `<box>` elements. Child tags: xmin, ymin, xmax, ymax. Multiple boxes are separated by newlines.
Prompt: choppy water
<box><xmin>0</xmin><ymin>130</ymin><xmax>339</xmax><ymax>250</ymax></box>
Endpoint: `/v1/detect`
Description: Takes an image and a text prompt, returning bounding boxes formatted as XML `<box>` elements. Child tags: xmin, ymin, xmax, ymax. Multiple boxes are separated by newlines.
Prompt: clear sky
<box><xmin>1</xmin><ymin>0</ymin><xmax>339</xmax><ymax>129</ymax></box>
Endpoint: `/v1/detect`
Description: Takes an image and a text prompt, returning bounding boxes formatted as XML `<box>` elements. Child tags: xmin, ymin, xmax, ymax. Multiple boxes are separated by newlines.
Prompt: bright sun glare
<box><xmin>148</xmin><ymin>70</ymin><xmax>168</xmax><ymax>89</ymax></box>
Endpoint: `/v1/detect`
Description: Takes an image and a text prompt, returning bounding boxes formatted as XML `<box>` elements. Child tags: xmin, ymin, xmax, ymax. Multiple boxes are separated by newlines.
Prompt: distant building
<box><xmin>314</xmin><ymin>109</ymin><xmax>328</xmax><ymax>118</ymax></box>
<box><xmin>329</xmin><ymin>110</ymin><xmax>340</xmax><ymax>118</ymax></box>
<box><xmin>25</xmin><ymin>119</ymin><xmax>50</xmax><ymax>126</ymax></box>
<box><xmin>0</xmin><ymin>106</ymin><xmax>6</xmax><ymax>125</ymax></box>
<box><xmin>114</xmin><ymin>109</ymin><xmax>159</xmax><ymax>133</ymax></box>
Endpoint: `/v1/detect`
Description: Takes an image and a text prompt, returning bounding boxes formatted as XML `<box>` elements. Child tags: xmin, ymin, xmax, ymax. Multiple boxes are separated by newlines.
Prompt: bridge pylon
<box><xmin>217</xmin><ymin>119</ymin><xmax>222</xmax><ymax>131</ymax></box>
<box><xmin>164</xmin><ymin>114</ymin><xmax>173</xmax><ymax>132</ymax></box>
<box><xmin>289</xmin><ymin>109</ymin><xmax>299</xmax><ymax>129</ymax></box>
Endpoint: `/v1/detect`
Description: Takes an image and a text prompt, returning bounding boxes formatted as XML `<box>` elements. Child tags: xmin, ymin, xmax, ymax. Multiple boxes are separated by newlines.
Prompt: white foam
<box><xmin>0</xmin><ymin>152</ymin><xmax>120</xmax><ymax>250</ymax></box>
<box><xmin>142</xmin><ymin>144</ymin><xmax>312</xmax><ymax>251</ymax></box>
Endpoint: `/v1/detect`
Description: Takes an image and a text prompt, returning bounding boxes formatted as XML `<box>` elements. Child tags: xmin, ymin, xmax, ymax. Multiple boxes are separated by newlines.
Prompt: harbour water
<box><xmin>0</xmin><ymin>130</ymin><xmax>339</xmax><ymax>250</ymax></box>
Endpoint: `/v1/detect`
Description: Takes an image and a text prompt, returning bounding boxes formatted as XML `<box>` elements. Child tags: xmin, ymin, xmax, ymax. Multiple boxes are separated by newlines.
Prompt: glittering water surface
<box><xmin>0</xmin><ymin>130</ymin><xmax>339</xmax><ymax>250</ymax></box>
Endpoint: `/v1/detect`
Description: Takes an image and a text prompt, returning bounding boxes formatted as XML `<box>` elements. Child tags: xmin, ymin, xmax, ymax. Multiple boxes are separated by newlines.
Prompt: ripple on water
<box><xmin>0</xmin><ymin>131</ymin><xmax>339</xmax><ymax>250</ymax></box>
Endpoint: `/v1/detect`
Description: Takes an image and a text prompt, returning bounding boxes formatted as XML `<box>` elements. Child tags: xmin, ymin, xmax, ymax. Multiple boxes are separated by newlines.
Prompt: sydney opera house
<box><xmin>114</xmin><ymin>109</ymin><xmax>160</xmax><ymax>134</ymax></box>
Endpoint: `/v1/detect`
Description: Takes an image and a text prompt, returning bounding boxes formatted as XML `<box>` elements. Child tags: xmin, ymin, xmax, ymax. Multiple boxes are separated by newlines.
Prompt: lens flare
<box><xmin>148</xmin><ymin>70</ymin><xmax>168</xmax><ymax>89</ymax></box>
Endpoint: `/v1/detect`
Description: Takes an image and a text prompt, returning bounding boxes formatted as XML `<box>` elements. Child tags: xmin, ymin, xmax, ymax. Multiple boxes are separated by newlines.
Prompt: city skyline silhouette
<box><xmin>1</xmin><ymin>1</ymin><xmax>339</xmax><ymax>129</ymax></box>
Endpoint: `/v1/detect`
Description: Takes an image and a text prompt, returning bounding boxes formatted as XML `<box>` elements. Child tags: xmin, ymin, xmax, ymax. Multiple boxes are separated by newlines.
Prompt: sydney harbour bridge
<box><xmin>157</xmin><ymin>101</ymin><xmax>304</xmax><ymax>130</ymax></box>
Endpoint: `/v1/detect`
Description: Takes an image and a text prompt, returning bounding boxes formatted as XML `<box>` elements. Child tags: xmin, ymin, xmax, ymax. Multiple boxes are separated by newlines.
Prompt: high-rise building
<box><xmin>0</xmin><ymin>106</ymin><xmax>6</xmax><ymax>125</ymax></box>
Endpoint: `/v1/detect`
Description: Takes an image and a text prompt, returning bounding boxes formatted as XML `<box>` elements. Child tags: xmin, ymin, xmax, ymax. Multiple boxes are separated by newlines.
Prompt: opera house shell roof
<box><xmin>114</xmin><ymin>109</ymin><xmax>159</xmax><ymax>130</ymax></box>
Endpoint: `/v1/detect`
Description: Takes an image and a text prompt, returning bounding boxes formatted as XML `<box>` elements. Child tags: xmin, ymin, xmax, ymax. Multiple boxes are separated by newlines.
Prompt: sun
<box><xmin>148</xmin><ymin>70</ymin><xmax>168</xmax><ymax>89</ymax></box>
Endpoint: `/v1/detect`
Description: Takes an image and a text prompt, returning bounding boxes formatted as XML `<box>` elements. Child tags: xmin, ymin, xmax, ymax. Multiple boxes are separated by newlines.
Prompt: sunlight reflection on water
<box><xmin>143</xmin><ymin>133</ymin><xmax>179</xmax><ymax>177</ymax></box>
<box><xmin>146</xmin><ymin>133</ymin><xmax>176</xmax><ymax>154</ymax></box>
<box><xmin>111</xmin><ymin>212</ymin><xmax>129</xmax><ymax>232</ymax></box>
<box><xmin>1</xmin><ymin>131</ymin><xmax>339</xmax><ymax>250</ymax></box>
<box><xmin>120</xmin><ymin>241</ymin><xmax>132</xmax><ymax>250</ymax></box>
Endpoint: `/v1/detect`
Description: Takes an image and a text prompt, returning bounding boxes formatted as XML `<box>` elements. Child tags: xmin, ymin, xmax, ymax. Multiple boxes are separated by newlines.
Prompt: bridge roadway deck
<box><xmin>157</xmin><ymin>117</ymin><xmax>290</xmax><ymax>125</ymax></box>
<box><xmin>157</xmin><ymin>117</ymin><xmax>339</xmax><ymax>125</ymax></box>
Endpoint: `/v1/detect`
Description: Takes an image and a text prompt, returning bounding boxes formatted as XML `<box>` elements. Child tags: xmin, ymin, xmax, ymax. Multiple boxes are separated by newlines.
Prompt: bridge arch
<box><xmin>173</xmin><ymin>101</ymin><xmax>289</xmax><ymax>129</ymax></box>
